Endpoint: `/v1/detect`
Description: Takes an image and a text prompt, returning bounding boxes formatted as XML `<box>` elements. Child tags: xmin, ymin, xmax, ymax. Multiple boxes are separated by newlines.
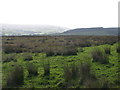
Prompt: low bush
<box><xmin>27</xmin><ymin>63</ymin><xmax>38</xmax><ymax>76</ymax></box>
<box><xmin>6</xmin><ymin>65</ymin><xmax>24</xmax><ymax>87</ymax></box>
<box><xmin>91</xmin><ymin>48</ymin><xmax>109</xmax><ymax>64</ymax></box>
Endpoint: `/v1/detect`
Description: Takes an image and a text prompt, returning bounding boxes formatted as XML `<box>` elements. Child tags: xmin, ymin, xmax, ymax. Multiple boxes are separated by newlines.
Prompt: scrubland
<box><xmin>2</xmin><ymin>36</ymin><xmax>120</xmax><ymax>88</ymax></box>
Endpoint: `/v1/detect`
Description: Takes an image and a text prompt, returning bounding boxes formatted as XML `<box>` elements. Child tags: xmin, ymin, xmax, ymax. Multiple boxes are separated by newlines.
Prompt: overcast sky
<box><xmin>0</xmin><ymin>0</ymin><xmax>119</xmax><ymax>29</ymax></box>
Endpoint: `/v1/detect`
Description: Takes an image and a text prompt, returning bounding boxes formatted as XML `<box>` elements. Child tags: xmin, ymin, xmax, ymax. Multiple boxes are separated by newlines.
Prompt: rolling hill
<box><xmin>61</xmin><ymin>27</ymin><xmax>118</xmax><ymax>36</ymax></box>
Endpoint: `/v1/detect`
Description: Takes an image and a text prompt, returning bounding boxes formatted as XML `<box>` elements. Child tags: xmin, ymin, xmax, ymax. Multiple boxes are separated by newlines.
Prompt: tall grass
<box><xmin>63</xmin><ymin>62</ymin><xmax>98</xmax><ymax>88</ymax></box>
<box><xmin>91</xmin><ymin>48</ymin><xmax>109</xmax><ymax>64</ymax></box>
<box><xmin>27</xmin><ymin>63</ymin><xmax>38</xmax><ymax>76</ymax></box>
<box><xmin>104</xmin><ymin>46</ymin><xmax>111</xmax><ymax>54</ymax></box>
<box><xmin>6</xmin><ymin>65</ymin><xmax>24</xmax><ymax>87</ymax></box>
<box><xmin>63</xmin><ymin>63</ymin><xmax>79</xmax><ymax>81</ymax></box>
<box><xmin>43</xmin><ymin>60</ymin><xmax>50</xmax><ymax>76</ymax></box>
<box><xmin>45</xmin><ymin>47</ymin><xmax>78</xmax><ymax>56</ymax></box>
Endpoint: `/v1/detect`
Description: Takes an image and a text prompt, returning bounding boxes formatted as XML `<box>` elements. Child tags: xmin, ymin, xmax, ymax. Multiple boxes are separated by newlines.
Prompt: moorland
<box><xmin>2</xmin><ymin>35</ymin><xmax>120</xmax><ymax>88</ymax></box>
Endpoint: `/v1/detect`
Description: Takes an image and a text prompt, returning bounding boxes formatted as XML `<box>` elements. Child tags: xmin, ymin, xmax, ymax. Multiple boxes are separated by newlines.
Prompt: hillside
<box><xmin>61</xmin><ymin>27</ymin><xmax>118</xmax><ymax>35</ymax></box>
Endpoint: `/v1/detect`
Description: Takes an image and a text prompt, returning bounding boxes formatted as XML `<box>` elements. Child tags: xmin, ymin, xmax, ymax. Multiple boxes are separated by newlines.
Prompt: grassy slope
<box><xmin>2</xmin><ymin>43</ymin><xmax>119</xmax><ymax>88</ymax></box>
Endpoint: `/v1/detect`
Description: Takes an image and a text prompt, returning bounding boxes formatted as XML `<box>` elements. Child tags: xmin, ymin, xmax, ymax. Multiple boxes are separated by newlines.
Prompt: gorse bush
<box><xmin>27</xmin><ymin>63</ymin><xmax>38</xmax><ymax>76</ymax></box>
<box><xmin>43</xmin><ymin>60</ymin><xmax>50</xmax><ymax>76</ymax></box>
<box><xmin>6</xmin><ymin>65</ymin><xmax>24</xmax><ymax>87</ymax></box>
<box><xmin>91</xmin><ymin>48</ymin><xmax>109</xmax><ymax>64</ymax></box>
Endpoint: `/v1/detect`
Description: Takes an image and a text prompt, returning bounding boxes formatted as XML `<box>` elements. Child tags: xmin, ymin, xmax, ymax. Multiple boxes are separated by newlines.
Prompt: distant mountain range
<box><xmin>60</xmin><ymin>27</ymin><xmax>118</xmax><ymax>36</ymax></box>
<box><xmin>0</xmin><ymin>24</ymin><xmax>119</xmax><ymax>36</ymax></box>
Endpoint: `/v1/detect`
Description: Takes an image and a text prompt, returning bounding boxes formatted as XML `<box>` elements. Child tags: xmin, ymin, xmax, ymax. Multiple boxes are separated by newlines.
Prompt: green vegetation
<box><xmin>6</xmin><ymin>64</ymin><xmax>24</xmax><ymax>87</ymax></box>
<box><xmin>91</xmin><ymin>48</ymin><xmax>109</xmax><ymax>64</ymax></box>
<box><xmin>2</xmin><ymin>36</ymin><xmax>120</xmax><ymax>88</ymax></box>
<box><xmin>27</xmin><ymin>63</ymin><xmax>38</xmax><ymax>76</ymax></box>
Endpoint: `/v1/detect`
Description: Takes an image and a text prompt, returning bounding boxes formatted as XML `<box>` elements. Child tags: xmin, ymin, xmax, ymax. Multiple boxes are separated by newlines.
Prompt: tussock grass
<box><xmin>6</xmin><ymin>64</ymin><xmax>24</xmax><ymax>87</ymax></box>
<box><xmin>43</xmin><ymin>60</ymin><xmax>50</xmax><ymax>76</ymax></box>
<box><xmin>63</xmin><ymin>63</ymin><xmax>79</xmax><ymax>81</ymax></box>
<box><xmin>91</xmin><ymin>48</ymin><xmax>109</xmax><ymax>64</ymax></box>
<box><xmin>27</xmin><ymin>63</ymin><xmax>38</xmax><ymax>76</ymax></box>
<box><xmin>104</xmin><ymin>46</ymin><xmax>111</xmax><ymax>54</ymax></box>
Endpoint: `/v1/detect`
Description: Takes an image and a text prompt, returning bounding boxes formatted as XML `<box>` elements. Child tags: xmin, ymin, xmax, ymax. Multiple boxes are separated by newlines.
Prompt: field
<box><xmin>2</xmin><ymin>36</ymin><xmax>120</xmax><ymax>88</ymax></box>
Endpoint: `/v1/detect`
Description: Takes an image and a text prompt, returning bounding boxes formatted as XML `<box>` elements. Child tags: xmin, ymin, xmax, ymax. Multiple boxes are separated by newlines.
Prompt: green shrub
<box><xmin>43</xmin><ymin>60</ymin><xmax>50</xmax><ymax>76</ymax></box>
<box><xmin>91</xmin><ymin>48</ymin><xmax>109</xmax><ymax>64</ymax></box>
<box><xmin>6</xmin><ymin>65</ymin><xmax>24</xmax><ymax>87</ymax></box>
<box><xmin>27</xmin><ymin>63</ymin><xmax>38</xmax><ymax>76</ymax></box>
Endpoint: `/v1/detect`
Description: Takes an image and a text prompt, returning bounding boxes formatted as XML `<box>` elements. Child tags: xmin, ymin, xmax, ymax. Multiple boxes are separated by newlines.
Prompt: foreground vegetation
<box><xmin>2</xmin><ymin>36</ymin><xmax>120</xmax><ymax>88</ymax></box>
